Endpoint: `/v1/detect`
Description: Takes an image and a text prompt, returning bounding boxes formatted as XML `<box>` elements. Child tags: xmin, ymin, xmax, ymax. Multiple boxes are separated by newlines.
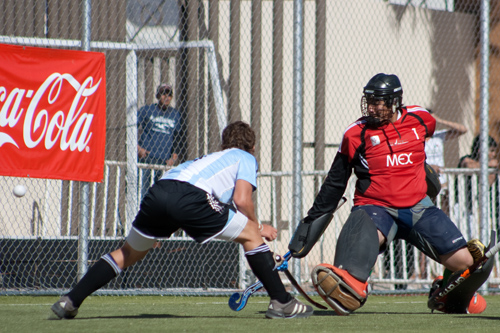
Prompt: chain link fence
<box><xmin>1</xmin><ymin>0</ymin><xmax>499</xmax><ymax>296</ymax></box>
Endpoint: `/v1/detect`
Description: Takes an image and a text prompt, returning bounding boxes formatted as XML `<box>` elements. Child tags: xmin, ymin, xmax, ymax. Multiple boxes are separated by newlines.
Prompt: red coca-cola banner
<box><xmin>0</xmin><ymin>43</ymin><xmax>106</xmax><ymax>182</ymax></box>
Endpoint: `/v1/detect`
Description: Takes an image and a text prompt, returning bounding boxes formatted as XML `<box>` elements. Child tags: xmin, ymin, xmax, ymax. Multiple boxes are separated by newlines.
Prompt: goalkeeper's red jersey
<box><xmin>339</xmin><ymin>105</ymin><xmax>436</xmax><ymax>208</ymax></box>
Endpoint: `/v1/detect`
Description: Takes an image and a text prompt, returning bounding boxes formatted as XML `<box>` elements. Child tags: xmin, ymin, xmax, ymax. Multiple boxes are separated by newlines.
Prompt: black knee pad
<box><xmin>334</xmin><ymin>209</ymin><xmax>379</xmax><ymax>282</ymax></box>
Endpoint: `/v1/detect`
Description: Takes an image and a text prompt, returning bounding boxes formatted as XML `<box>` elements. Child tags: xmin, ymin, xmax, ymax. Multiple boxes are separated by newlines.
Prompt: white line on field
<box><xmin>0</xmin><ymin>303</ymin><xmax>52</xmax><ymax>306</ymax></box>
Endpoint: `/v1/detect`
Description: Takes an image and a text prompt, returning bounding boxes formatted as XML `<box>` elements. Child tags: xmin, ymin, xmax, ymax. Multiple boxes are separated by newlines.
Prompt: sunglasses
<box><xmin>159</xmin><ymin>89</ymin><xmax>172</xmax><ymax>96</ymax></box>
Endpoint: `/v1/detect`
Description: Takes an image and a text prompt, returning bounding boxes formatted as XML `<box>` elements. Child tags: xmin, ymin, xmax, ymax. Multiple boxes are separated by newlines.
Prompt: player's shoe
<box><xmin>467</xmin><ymin>292</ymin><xmax>487</xmax><ymax>314</ymax></box>
<box><xmin>265</xmin><ymin>298</ymin><xmax>313</xmax><ymax>319</ymax></box>
<box><xmin>51</xmin><ymin>296</ymin><xmax>79</xmax><ymax>319</ymax></box>
<box><xmin>467</xmin><ymin>239</ymin><xmax>485</xmax><ymax>263</ymax></box>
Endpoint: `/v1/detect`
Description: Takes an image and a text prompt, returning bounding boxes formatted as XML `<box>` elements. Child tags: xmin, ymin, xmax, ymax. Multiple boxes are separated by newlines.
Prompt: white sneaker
<box><xmin>51</xmin><ymin>296</ymin><xmax>78</xmax><ymax>319</ymax></box>
<box><xmin>265</xmin><ymin>298</ymin><xmax>313</xmax><ymax>319</ymax></box>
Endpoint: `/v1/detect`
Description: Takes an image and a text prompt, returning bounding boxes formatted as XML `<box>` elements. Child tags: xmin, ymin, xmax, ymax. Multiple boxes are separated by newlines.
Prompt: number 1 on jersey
<box><xmin>412</xmin><ymin>128</ymin><xmax>419</xmax><ymax>140</ymax></box>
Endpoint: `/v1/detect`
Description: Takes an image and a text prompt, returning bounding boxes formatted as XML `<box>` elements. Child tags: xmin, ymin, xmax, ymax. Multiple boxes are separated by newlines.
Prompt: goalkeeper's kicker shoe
<box><xmin>51</xmin><ymin>296</ymin><xmax>79</xmax><ymax>319</ymax></box>
<box><xmin>265</xmin><ymin>298</ymin><xmax>313</xmax><ymax>319</ymax></box>
<box><xmin>467</xmin><ymin>239</ymin><xmax>485</xmax><ymax>263</ymax></box>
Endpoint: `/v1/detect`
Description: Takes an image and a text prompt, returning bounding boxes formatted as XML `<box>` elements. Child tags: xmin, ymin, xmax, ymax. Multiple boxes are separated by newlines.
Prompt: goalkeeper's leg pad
<box><xmin>334</xmin><ymin>209</ymin><xmax>380</xmax><ymax>282</ymax></box>
<box><xmin>311</xmin><ymin>263</ymin><xmax>368</xmax><ymax>316</ymax></box>
<box><xmin>428</xmin><ymin>234</ymin><xmax>495</xmax><ymax>314</ymax></box>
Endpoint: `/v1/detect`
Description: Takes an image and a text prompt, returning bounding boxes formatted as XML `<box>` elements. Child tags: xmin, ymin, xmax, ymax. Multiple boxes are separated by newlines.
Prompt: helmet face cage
<box><xmin>360</xmin><ymin>93</ymin><xmax>402</xmax><ymax>117</ymax></box>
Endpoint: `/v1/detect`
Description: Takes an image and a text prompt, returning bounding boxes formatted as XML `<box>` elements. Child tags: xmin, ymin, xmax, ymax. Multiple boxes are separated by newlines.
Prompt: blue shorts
<box><xmin>352</xmin><ymin>196</ymin><xmax>467</xmax><ymax>262</ymax></box>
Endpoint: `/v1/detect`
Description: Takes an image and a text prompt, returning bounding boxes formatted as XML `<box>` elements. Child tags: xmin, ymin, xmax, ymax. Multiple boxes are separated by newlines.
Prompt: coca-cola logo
<box><xmin>0</xmin><ymin>73</ymin><xmax>102</xmax><ymax>152</ymax></box>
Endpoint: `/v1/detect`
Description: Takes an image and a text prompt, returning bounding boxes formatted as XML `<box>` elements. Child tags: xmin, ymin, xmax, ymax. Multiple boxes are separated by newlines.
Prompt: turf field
<box><xmin>1</xmin><ymin>295</ymin><xmax>500</xmax><ymax>332</ymax></box>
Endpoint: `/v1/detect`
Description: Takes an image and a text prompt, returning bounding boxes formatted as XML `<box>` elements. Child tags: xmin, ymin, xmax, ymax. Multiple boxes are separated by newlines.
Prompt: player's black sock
<box><xmin>66</xmin><ymin>254</ymin><xmax>122</xmax><ymax>307</ymax></box>
<box><xmin>245</xmin><ymin>243</ymin><xmax>292</xmax><ymax>304</ymax></box>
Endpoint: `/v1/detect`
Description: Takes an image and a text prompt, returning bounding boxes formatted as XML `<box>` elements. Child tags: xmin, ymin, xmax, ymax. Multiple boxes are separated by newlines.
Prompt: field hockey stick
<box><xmin>228</xmin><ymin>254</ymin><xmax>291</xmax><ymax>311</ymax></box>
<box><xmin>228</xmin><ymin>280</ymin><xmax>264</xmax><ymax>311</ymax></box>
<box><xmin>275</xmin><ymin>252</ymin><xmax>328</xmax><ymax>310</ymax></box>
<box><xmin>228</xmin><ymin>197</ymin><xmax>347</xmax><ymax>311</ymax></box>
<box><xmin>432</xmin><ymin>241</ymin><xmax>500</xmax><ymax>304</ymax></box>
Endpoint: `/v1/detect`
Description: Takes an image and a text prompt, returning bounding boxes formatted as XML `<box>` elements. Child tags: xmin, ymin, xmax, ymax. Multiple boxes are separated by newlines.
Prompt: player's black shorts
<box><xmin>352</xmin><ymin>196</ymin><xmax>467</xmax><ymax>262</ymax></box>
<box><xmin>132</xmin><ymin>180</ymin><xmax>230</xmax><ymax>243</ymax></box>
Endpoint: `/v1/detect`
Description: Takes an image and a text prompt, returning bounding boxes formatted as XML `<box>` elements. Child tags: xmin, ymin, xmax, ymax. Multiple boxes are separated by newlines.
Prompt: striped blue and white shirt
<box><xmin>161</xmin><ymin>148</ymin><xmax>258</xmax><ymax>204</ymax></box>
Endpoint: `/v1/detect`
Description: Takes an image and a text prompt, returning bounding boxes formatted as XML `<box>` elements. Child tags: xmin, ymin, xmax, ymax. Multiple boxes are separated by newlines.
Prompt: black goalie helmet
<box><xmin>361</xmin><ymin>73</ymin><xmax>403</xmax><ymax>117</ymax></box>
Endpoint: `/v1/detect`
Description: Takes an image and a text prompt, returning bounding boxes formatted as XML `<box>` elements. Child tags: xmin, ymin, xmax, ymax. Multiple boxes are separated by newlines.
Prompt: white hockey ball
<box><xmin>13</xmin><ymin>185</ymin><xmax>27</xmax><ymax>197</ymax></box>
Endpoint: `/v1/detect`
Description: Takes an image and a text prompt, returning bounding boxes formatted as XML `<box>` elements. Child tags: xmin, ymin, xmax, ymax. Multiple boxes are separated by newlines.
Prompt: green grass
<box><xmin>1</xmin><ymin>295</ymin><xmax>500</xmax><ymax>332</ymax></box>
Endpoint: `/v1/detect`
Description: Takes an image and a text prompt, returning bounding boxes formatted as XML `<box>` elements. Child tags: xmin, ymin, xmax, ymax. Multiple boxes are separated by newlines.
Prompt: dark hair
<box><xmin>221</xmin><ymin>121</ymin><xmax>255</xmax><ymax>153</ymax></box>
<box><xmin>470</xmin><ymin>135</ymin><xmax>498</xmax><ymax>160</ymax></box>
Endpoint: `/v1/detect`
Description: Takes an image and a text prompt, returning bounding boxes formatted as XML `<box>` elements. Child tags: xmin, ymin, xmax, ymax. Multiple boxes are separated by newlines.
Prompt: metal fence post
<box><xmin>126</xmin><ymin>50</ymin><xmax>139</xmax><ymax>230</ymax></box>
<box><xmin>479</xmin><ymin>0</ymin><xmax>491</xmax><ymax>293</ymax></box>
<box><xmin>479</xmin><ymin>0</ymin><xmax>491</xmax><ymax>244</ymax></box>
<box><xmin>292</xmin><ymin>0</ymin><xmax>304</xmax><ymax>282</ymax></box>
<box><xmin>77</xmin><ymin>0</ymin><xmax>92</xmax><ymax>281</ymax></box>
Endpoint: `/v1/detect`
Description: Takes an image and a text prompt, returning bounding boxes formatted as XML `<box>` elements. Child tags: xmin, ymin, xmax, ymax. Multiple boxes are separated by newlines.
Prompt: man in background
<box><xmin>137</xmin><ymin>83</ymin><xmax>183</xmax><ymax>198</ymax></box>
<box><xmin>425</xmin><ymin>109</ymin><xmax>467</xmax><ymax>189</ymax></box>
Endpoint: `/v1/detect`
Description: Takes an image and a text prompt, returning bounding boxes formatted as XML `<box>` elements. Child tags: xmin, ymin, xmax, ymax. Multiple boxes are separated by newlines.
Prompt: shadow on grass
<box><xmin>47</xmin><ymin>314</ymin><xmax>179</xmax><ymax>320</ymax></box>
<box><xmin>455</xmin><ymin>315</ymin><xmax>500</xmax><ymax>321</ymax></box>
<box><xmin>73</xmin><ymin>314</ymin><xmax>192</xmax><ymax>320</ymax></box>
<box><xmin>71</xmin><ymin>313</ymin><xmax>260</xmax><ymax>320</ymax></box>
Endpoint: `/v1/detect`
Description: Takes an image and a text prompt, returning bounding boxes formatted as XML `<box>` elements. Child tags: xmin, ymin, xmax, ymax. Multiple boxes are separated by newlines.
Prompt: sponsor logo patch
<box><xmin>370</xmin><ymin>135</ymin><xmax>380</xmax><ymax>146</ymax></box>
